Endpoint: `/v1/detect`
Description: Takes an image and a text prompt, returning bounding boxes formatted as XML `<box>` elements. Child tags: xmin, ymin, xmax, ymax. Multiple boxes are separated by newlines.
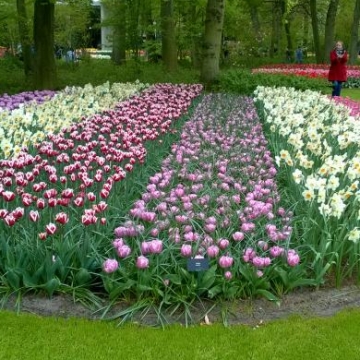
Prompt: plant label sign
<box><xmin>187</xmin><ymin>258</ymin><xmax>209</xmax><ymax>272</ymax></box>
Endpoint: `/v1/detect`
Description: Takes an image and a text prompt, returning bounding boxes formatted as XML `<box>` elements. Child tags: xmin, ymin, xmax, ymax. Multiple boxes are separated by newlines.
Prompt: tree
<box><xmin>269</xmin><ymin>0</ymin><xmax>284</xmax><ymax>58</ymax></box>
<box><xmin>111</xmin><ymin>0</ymin><xmax>127</xmax><ymax>64</ymax></box>
<box><xmin>349</xmin><ymin>0</ymin><xmax>360</xmax><ymax>65</ymax></box>
<box><xmin>309</xmin><ymin>0</ymin><xmax>321</xmax><ymax>63</ymax></box>
<box><xmin>161</xmin><ymin>0</ymin><xmax>177</xmax><ymax>71</ymax></box>
<box><xmin>33</xmin><ymin>0</ymin><xmax>57</xmax><ymax>89</ymax></box>
<box><xmin>200</xmin><ymin>0</ymin><xmax>226</xmax><ymax>87</ymax></box>
<box><xmin>55</xmin><ymin>0</ymin><xmax>92</xmax><ymax>50</ymax></box>
<box><xmin>16</xmin><ymin>0</ymin><xmax>33</xmax><ymax>77</ymax></box>
<box><xmin>323</xmin><ymin>0</ymin><xmax>340</xmax><ymax>63</ymax></box>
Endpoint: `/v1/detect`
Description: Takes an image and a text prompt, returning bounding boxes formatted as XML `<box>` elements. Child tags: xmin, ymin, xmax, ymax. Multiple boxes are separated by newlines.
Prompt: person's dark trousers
<box><xmin>332</xmin><ymin>81</ymin><xmax>343</xmax><ymax>96</ymax></box>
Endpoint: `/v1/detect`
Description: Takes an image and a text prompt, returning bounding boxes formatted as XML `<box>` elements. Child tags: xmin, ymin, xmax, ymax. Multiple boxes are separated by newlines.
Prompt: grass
<box><xmin>1</xmin><ymin>308</ymin><xmax>360</xmax><ymax>359</ymax></box>
<box><xmin>342</xmin><ymin>88</ymin><xmax>360</xmax><ymax>100</ymax></box>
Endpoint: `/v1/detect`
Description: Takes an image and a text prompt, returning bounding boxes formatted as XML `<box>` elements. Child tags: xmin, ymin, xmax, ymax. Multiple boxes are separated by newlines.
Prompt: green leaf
<box><xmin>74</xmin><ymin>268</ymin><xmax>92</xmax><ymax>285</ymax></box>
<box><xmin>44</xmin><ymin>278</ymin><xmax>60</xmax><ymax>297</ymax></box>
<box><xmin>22</xmin><ymin>273</ymin><xmax>38</xmax><ymax>288</ymax></box>
<box><xmin>166</xmin><ymin>274</ymin><xmax>182</xmax><ymax>285</ymax></box>
<box><xmin>137</xmin><ymin>284</ymin><xmax>154</xmax><ymax>292</ymax></box>
<box><xmin>208</xmin><ymin>284</ymin><xmax>222</xmax><ymax>299</ymax></box>
<box><xmin>255</xmin><ymin>289</ymin><xmax>279</xmax><ymax>302</ymax></box>
<box><xmin>5</xmin><ymin>270</ymin><xmax>20</xmax><ymax>290</ymax></box>
<box><xmin>198</xmin><ymin>265</ymin><xmax>216</xmax><ymax>290</ymax></box>
<box><xmin>109</xmin><ymin>279</ymin><xmax>136</xmax><ymax>300</ymax></box>
<box><xmin>274</xmin><ymin>267</ymin><xmax>289</xmax><ymax>286</ymax></box>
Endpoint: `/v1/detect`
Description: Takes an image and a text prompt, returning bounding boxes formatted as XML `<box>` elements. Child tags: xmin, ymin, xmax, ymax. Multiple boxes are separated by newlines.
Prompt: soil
<box><xmin>2</xmin><ymin>284</ymin><xmax>360</xmax><ymax>327</ymax></box>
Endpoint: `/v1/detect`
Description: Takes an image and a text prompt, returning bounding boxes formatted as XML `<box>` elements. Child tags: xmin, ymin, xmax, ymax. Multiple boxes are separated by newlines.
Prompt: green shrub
<box><xmin>343</xmin><ymin>77</ymin><xmax>360</xmax><ymax>89</ymax></box>
<box><xmin>0</xmin><ymin>56</ymin><xmax>32</xmax><ymax>95</ymax></box>
<box><xmin>56</xmin><ymin>59</ymin><xmax>200</xmax><ymax>90</ymax></box>
<box><xmin>218</xmin><ymin>69</ymin><xmax>329</xmax><ymax>95</ymax></box>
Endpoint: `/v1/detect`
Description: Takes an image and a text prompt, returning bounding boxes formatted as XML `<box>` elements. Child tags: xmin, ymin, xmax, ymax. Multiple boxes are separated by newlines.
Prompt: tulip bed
<box><xmin>1</xmin><ymin>81</ymin><xmax>360</xmax><ymax>323</ymax></box>
<box><xmin>102</xmin><ymin>93</ymin><xmax>303</xmax><ymax>314</ymax></box>
<box><xmin>0</xmin><ymin>82</ymin><xmax>202</xmax><ymax>304</ymax></box>
<box><xmin>252</xmin><ymin>63</ymin><xmax>360</xmax><ymax>80</ymax></box>
<box><xmin>0</xmin><ymin>81</ymin><xmax>147</xmax><ymax>159</ymax></box>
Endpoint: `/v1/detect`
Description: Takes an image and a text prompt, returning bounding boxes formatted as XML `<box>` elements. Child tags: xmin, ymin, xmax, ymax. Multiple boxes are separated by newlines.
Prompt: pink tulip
<box><xmin>103</xmin><ymin>259</ymin><xmax>118</xmax><ymax>273</ymax></box>
<box><xmin>287</xmin><ymin>250</ymin><xmax>300</xmax><ymax>267</ymax></box>
<box><xmin>218</xmin><ymin>238</ymin><xmax>230</xmax><ymax>250</ymax></box>
<box><xmin>218</xmin><ymin>255</ymin><xmax>234</xmax><ymax>268</ymax></box>
<box><xmin>181</xmin><ymin>244</ymin><xmax>192</xmax><ymax>257</ymax></box>
<box><xmin>207</xmin><ymin>245</ymin><xmax>219</xmax><ymax>258</ymax></box>
<box><xmin>232</xmin><ymin>231</ymin><xmax>245</xmax><ymax>241</ymax></box>
<box><xmin>149</xmin><ymin>239</ymin><xmax>163</xmax><ymax>254</ymax></box>
<box><xmin>117</xmin><ymin>245</ymin><xmax>132</xmax><ymax>258</ymax></box>
<box><xmin>136</xmin><ymin>255</ymin><xmax>149</xmax><ymax>269</ymax></box>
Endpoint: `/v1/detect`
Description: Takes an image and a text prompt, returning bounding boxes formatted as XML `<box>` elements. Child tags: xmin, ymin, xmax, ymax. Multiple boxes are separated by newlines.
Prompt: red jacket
<box><xmin>328</xmin><ymin>49</ymin><xmax>348</xmax><ymax>82</ymax></box>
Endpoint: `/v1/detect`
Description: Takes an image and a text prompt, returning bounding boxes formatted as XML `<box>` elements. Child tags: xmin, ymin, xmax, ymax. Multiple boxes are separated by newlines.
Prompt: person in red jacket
<box><xmin>328</xmin><ymin>41</ymin><xmax>348</xmax><ymax>97</ymax></box>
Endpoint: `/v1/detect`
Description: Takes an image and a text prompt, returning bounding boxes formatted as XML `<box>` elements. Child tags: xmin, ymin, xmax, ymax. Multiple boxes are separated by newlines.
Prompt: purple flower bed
<box><xmin>0</xmin><ymin>90</ymin><xmax>56</xmax><ymax>111</ymax></box>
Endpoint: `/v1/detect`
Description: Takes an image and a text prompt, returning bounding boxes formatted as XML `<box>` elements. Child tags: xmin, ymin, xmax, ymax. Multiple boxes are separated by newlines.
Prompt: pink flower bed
<box><xmin>331</xmin><ymin>96</ymin><xmax>360</xmax><ymax>117</ymax></box>
<box><xmin>103</xmin><ymin>94</ymin><xmax>299</xmax><ymax>297</ymax></box>
<box><xmin>252</xmin><ymin>63</ymin><xmax>360</xmax><ymax>79</ymax></box>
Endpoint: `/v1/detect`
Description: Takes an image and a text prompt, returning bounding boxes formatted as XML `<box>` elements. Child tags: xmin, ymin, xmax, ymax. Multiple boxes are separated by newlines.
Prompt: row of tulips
<box><xmin>0</xmin><ymin>90</ymin><xmax>56</xmax><ymax>111</ymax></box>
<box><xmin>103</xmin><ymin>93</ymin><xmax>301</xmax><ymax>302</ymax></box>
<box><xmin>0</xmin><ymin>81</ymin><xmax>147</xmax><ymax>159</ymax></box>
<box><xmin>252</xmin><ymin>63</ymin><xmax>360</xmax><ymax>80</ymax></box>
<box><xmin>0</xmin><ymin>83</ymin><xmax>202</xmax><ymax>295</ymax></box>
<box><xmin>254</xmin><ymin>86</ymin><xmax>360</xmax><ymax>285</ymax></box>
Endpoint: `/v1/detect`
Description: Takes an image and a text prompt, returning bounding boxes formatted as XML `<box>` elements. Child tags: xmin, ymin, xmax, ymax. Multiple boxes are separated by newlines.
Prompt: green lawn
<box><xmin>342</xmin><ymin>88</ymin><xmax>360</xmax><ymax>100</ymax></box>
<box><xmin>1</xmin><ymin>309</ymin><xmax>360</xmax><ymax>360</ymax></box>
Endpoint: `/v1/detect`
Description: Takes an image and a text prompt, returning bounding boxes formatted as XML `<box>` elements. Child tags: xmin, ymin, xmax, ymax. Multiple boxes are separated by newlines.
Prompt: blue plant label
<box><xmin>187</xmin><ymin>258</ymin><xmax>209</xmax><ymax>272</ymax></box>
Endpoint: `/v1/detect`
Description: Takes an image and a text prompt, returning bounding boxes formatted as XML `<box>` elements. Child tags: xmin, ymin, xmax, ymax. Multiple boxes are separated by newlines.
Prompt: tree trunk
<box><xmin>284</xmin><ymin>20</ymin><xmax>293</xmax><ymax>61</ymax></box>
<box><xmin>16</xmin><ymin>0</ymin><xmax>33</xmax><ymax>78</ymax></box>
<box><xmin>309</xmin><ymin>0</ymin><xmax>321</xmax><ymax>63</ymax></box>
<box><xmin>161</xmin><ymin>0</ymin><xmax>177</xmax><ymax>72</ymax></box>
<box><xmin>112</xmin><ymin>25</ymin><xmax>127</xmax><ymax>65</ymax></box>
<box><xmin>188</xmin><ymin>2</ymin><xmax>202</xmax><ymax>68</ymax></box>
<box><xmin>245</xmin><ymin>0</ymin><xmax>261</xmax><ymax>42</ymax></box>
<box><xmin>200</xmin><ymin>0</ymin><xmax>225</xmax><ymax>87</ymax></box>
<box><xmin>33</xmin><ymin>0</ymin><xmax>56</xmax><ymax>90</ymax></box>
<box><xmin>302</xmin><ymin>9</ymin><xmax>309</xmax><ymax>50</ymax></box>
<box><xmin>323</xmin><ymin>0</ymin><xmax>340</xmax><ymax>63</ymax></box>
<box><xmin>349</xmin><ymin>0</ymin><xmax>360</xmax><ymax>65</ymax></box>
<box><xmin>269</xmin><ymin>0</ymin><xmax>282</xmax><ymax>58</ymax></box>
<box><xmin>112</xmin><ymin>1</ymin><xmax>127</xmax><ymax>65</ymax></box>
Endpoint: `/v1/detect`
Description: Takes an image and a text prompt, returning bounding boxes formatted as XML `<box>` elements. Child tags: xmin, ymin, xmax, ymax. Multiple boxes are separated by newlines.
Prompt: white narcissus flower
<box><xmin>348</xmin><ymin>228</ymin><xmax>360</xmax><ymax>243</ymax></box>
<box><xmin>302</xmin><ymin>189</ymin><xmax>315</xmax><ymax>202</ymax></box>
<box><xmin>327</xmin><ymin>175</ymin><xmax>340</xmax><ymax>191</ymax></box>
<box><xmin>292</xmin><ymin>169</ymin><xmax>303</xmax><ymax>184</ymax></box>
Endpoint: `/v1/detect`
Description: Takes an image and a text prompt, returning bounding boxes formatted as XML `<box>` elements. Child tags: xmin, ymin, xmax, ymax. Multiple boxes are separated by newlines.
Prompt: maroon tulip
<box><xmin>2</xmin><ymin>191</ymin><xmax>15</xmax><ymax>202</ymax></box>
<box><xmin>29</xmin><ymin>210</ymin><xmax>40</xmax><ymax>222</ymax></box>
<box><xmin>55</xmin><ymin>212</ymin><xmax>69</xmax><ymax>224</ymax></box>
<box><xmin>45</xmin><ymin>223</ymin><xmax>57</xmax><ymax>235</ymax></box>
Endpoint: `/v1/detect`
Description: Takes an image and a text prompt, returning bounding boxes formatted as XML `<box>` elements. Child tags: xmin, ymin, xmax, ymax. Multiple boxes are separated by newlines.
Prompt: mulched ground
<box><xmin>2</xmin><ymin>284</ymin><xmax>360</xmax><ymax>327</ymax></box>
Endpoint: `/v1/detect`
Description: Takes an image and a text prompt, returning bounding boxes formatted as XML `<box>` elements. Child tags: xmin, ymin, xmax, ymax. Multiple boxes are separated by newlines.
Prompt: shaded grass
<box><xmin>1</xmin><ymin>308</ymin><xmax>360</xmax><ymax>360</ymax></box>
